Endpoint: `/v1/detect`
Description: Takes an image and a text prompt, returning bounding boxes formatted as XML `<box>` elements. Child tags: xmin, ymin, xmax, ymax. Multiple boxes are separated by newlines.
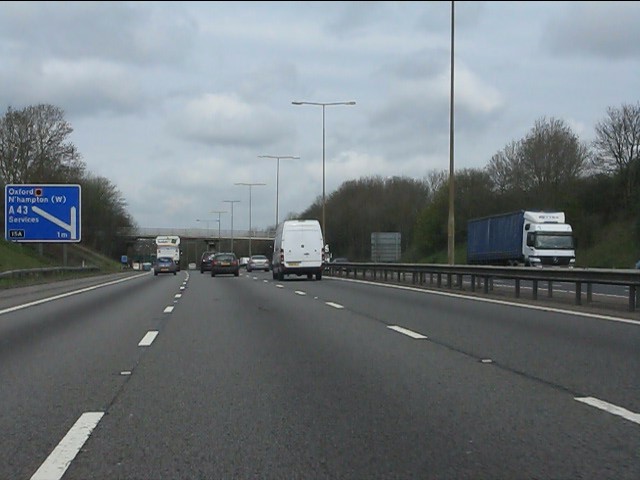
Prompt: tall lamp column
<box><xmin>234</xmin><ymin>182</ymin><xmax>266</xmax><ymax>257</ymax></box>
<box><xmin>210</xmin><ymin>210</ymin><xmax>226</xmax><ymax>250</ymax></box>
<box><xmin>258</xmin><ymin>155</ymin><xmax>299</xmax><ymax>227</ymax></box>
<box><xmin>223</xmin><ymin>200</ymin><xmax>240</xmax><ymax>252</ymax></box>
<box><xmin>291</xmin><ymin>100</ymin><xmax>355</xmax><ymax>244</ymax></box>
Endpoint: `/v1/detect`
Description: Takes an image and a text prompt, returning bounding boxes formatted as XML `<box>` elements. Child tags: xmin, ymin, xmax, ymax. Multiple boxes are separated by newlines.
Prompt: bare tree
<box><xmin>520</xmin><ymin>117</ymin><xmax>589</xmax><ymax>193</ymax></box>
<box><xmin>592</xmin><ymin>102</ymin><xmax>640</xmax><ymax>206</ymax></box>
<box><xmin>0</xmin><ymin>104</ymin><xmax>85</xmax><ymax>185</ymax></box>
<box><xmin>486</xmin><ymin>140</ymin><xmax>523</xmax><ymax>193</ymax></box>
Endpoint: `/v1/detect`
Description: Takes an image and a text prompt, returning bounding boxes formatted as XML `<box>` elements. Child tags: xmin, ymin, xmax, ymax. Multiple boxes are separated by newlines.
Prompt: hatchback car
<box><xmin>154</xmin><ymin>256</ymin><xmax>177</xmax><ymax>276</ymax></box>
<box><xmin>200</xmin><ymin>251</ymin><xmax>215</xmax><ymax>273</ymax></box>
<box><xmin>211</xmin><ymin>252</ymin><xmax>240</xmax><ymax>277</ymax></box>
<box><xmin>246</xmin><ymin>254</ymin><xmax>270</xmax><ymax>272</ymax></box>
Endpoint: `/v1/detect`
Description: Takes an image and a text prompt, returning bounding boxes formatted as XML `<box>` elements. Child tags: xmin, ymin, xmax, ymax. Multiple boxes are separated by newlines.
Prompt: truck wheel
<box><xmin>316</xmin><ymin>271</ymin><xmax>322</xmax><ymax>280</ymax></box>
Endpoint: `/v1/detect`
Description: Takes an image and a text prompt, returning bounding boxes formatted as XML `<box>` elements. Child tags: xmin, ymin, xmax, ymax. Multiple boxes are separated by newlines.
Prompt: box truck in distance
<box><xmin>272</xmin><ymin>219</ymin><xmax>324</xmax><ymax>281</ymax></box>
<box><xmin>155</xmin><ymin>235</ymin><xmax>181</xmax><ymax>271</ymax></box>
<box><xmin>467</xmin><ymin>210</ymin><xmax>576</xmax><ymax>267</ymax></box>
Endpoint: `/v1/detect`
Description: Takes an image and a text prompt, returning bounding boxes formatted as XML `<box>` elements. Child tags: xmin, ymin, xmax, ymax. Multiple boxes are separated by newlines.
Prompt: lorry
<box><xmin>155</xmin><ymin>235</ymin><xmax>181</xmax><ymax>271</ymax></box>
<box><xmin>467</xmin><ymin>210</ymin><xmax>576</xmax><ymax>267</ymax></box>
<box><xmin>271</xmin><ymin>219</ymin><xmax>325</xmax><ymax>281</ymax></box>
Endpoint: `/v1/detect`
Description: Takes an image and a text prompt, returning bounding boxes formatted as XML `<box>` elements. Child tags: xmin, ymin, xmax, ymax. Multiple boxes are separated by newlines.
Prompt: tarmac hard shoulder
<box><xmin>0</xmin><ymin>271</ymin><xmax>142</xmax><ymax>311</ymax></box>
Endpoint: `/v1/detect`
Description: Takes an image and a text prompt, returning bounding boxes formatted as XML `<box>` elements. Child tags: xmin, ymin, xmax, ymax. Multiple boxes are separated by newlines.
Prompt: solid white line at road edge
<box><xmin>388</xmin><ymin>325</ymin><xmax>428</xmax><ymax>339</ymax></box>
<box><xmin>330</xmin><ymin>277</ymin><xmax>640</xmax><ymax>327</ymax></box>
<box><xmin>30</xmin><ymin>411</ymin><xmax>104</xmax><ymax>480</ymax></box>
<box><xmin>0</xmin><ymin>273</ymin><xmax>148</xmax><ymax>317</ymax></box>
<box><xmin>138</xmin><ymin>330</ymin><xmax>159</xmax><ymax>346</ymax></box>
<box><xmin>575</xmin><ymin>397</ymin><xmax>640</xmax><ymax>425</ymax></box>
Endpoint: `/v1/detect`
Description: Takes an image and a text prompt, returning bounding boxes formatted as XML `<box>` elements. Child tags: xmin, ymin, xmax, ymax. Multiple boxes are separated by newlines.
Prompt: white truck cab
<box><xmin>522</xmin><ymin>211</ymin><xmax>576</xmax><ymax>267</ymax></box>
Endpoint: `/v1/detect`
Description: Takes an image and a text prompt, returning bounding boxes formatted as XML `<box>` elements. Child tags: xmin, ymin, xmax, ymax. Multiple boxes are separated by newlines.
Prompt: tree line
<box><xmin>0</xmin><ymin>104</ymin><xmax>135</xmax><ymax>257</ymax></box>
<box><xmin>1</xmin><ymin>101</ymin><xmax>638</xmax><ymax>266</ymax></box>
<box><xmin>297</xmin><ymin>103</ymin><xmax>640</xmax><ymax>265</ymax></box>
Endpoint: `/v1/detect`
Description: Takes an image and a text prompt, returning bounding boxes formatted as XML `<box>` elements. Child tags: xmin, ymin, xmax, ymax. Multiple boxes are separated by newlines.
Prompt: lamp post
<box><xmin>258</xmin><ymin>155</ymin><xmax>299</xmax><ymax>227</ymax></box>
<box><xmin>195</xmin><ymin>218</ymin><xmax>211</xmax><ymax>237</ymax></box>
<box><xmin>223</xmin><ymin>200</ymin><xmax>240</xmax><ymax>253</ymax></box>
<box><xmin>210</xmin><ymin>210</ymin><xmax>226</xmax><ymax>250</ymax></box>
<box><xmin>234</xmin><ymin>182</ymin><xmax>266</xmax><ymax>258</ymax></box>
<box><xmin>447</xmin><ymin>0</ymin><xmax>456</xmax><ymax>265</ymax></box>
<box><xmin>291</xmin><ymin>100</ymin><xmax>355</xmax><ymax>244</ymax></box>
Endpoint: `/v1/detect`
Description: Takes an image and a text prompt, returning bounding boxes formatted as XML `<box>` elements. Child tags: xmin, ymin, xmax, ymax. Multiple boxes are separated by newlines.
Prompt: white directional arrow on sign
<box><xmin>32</xmin><ymin>206</ymin><xmax>77</xmax><ymax>240</ymax></box>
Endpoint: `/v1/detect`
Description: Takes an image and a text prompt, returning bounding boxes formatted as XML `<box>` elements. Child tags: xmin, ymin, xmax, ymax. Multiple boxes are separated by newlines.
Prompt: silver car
<box><xmin>154</xmin><ymin>256</ymin><xmax>177</xmax><ymax>276</ymax></box>
<box><xmin>246</xmin><ymin>254</ymin><xmax>270</xmax><ymax>272</ymax></box>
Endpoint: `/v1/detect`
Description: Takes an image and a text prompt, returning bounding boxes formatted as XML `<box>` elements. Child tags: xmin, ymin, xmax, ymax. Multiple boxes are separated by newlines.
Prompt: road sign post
<box><xmin>4</xmin><ymin>184</ymin><xmax>82</xmax><ymax>242</ymax></box>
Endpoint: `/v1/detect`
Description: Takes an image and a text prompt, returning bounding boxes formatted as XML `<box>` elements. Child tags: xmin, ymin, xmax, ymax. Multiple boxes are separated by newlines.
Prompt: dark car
<box><xmin>154</xmin><ymin>256</ymin><xmax>177</xmax><ymax>276</ymax></box>
<box><xmin>246</xmin><ymin>254</ymin><xmax>270</xmax><ymax>272</ymax></box>
<box><xmin>211</xmin><ymin>252</ymin><xmax>240</xmax><ymax>277</ymax></box>
<box><xmin>200</xmin><ymin>251</ymin><xmax>215</xmax><ymax>273</ymax></box>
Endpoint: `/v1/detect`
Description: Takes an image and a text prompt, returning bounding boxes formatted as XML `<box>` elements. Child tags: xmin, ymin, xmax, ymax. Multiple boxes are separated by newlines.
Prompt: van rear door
<box><xmin>284</xmin><ymin>225</ymin><xmax>322</xmax><ymax>267</ymax></box>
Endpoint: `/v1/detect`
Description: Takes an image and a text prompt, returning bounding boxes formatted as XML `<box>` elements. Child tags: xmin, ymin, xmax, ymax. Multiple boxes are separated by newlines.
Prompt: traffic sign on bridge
<box><xmin>4</xmin><ymin>184</ymin><xmax>81</xmax><ymax>242</ymax></box>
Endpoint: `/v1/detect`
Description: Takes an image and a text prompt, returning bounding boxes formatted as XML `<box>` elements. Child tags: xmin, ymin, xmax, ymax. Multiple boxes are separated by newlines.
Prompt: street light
<box><xmin>291</xmin><ymin>100</ymin><xmax>355</xmax><ymax>244</ymax></box>
<box><xmin>195</xmin><ymin>218</ymin><xmax>211</xmax><ymax>237</ymax></box>
<box><xmin>234</xmin><ymin>182</ymin><xmax>266</xmax><ymax>257</ymax></box>
<box><xmin>448</xmin><ymin>0</ymin><xmax>456</xmax><ymax>265</ymax></box>
<box><xmin>223</xmin><ymin>200</ymin><xmax>240</xmax><ymax>252</ymax></box>
<box><xmin>258</xmin><ymin>155</ymin><xmax>299</xmax><ymax>227</ymax></box>
<box><xmin>210</xmin><ymin>210</ymin><xmax>226</xmax><ymax>250</ymax></box>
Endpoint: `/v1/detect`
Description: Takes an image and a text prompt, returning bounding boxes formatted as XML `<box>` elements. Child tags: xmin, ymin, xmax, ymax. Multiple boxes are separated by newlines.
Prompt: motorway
<box><xmin>1</xmin><ymin>270</ymin><xmax>638</xmax><ymax>479</ymax></box>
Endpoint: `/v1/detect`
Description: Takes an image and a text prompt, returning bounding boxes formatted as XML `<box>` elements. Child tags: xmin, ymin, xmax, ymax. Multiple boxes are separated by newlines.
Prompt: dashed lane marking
<box><xmin>387</xmin><ymin>325</ymin><xmax>428</xmax><ymax>339</ymax></box>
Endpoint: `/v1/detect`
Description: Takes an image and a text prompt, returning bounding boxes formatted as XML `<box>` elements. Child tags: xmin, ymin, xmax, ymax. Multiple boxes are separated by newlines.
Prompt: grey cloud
<box><xmin>0</xmin><ymin>1</ymin><xmax>196</xmax><ymax>66</ymax></box>
<box><xmin>543</xmin><ymin>2</ymin><xmax>640</xmax><ymax>59</ymax></box>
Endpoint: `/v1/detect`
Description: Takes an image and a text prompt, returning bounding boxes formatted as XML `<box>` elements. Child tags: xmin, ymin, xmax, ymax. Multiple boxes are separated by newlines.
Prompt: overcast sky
<box><xmin>1</xmin><ymin>1</ymin><xmax>639</xmax><ymax>232</ymax></box>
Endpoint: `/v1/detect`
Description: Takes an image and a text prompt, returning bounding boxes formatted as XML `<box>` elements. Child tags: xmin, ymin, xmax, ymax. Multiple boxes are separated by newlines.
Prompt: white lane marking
<box><xmin>295</xmin><ymin>291</ymin><xmax>307</xmax><ymax>296</ymax></box>
<box><xmin>30</xmin><ymin>411</ymin><xmax>104</xmax><ymax>480</ymax></box>
<box><xmin>326</xmin><ymin>302</ymin><xmax>344</xmax><ymax>309</ymax></box>
<box><xmin>0</xmin><ymin>273</ymin><xmax>147</xmax><ymax>317</ymax></box>
<box><xmin>388</xmin><ymin>325</ymin><xmax>428</xmax><ymax>339</ymax></box>
<box><xmin>138</xmin><ymin>331</ymin><xmax>159</xmax><ymax>346</ymax></box>
<box><xmin>253</xmin><ymin>276</ymin><xmax>258</xmax><ymax>280</ymax></box>
<box><xmin>263</xmin><ymin>280</ymin><xmax>269</xmax><ymax>283</ymax></box>
<box><xmin>163</xmin><ymin>306</ymin><xmax>174</xmax><ymax>313</ymax></box>
<box><xmin>179</xmin><ymin>286</ymin><xmax>186</xmax><ymax>290</ymax></box>
<box><xmin>276</xmin><ymin>284</ymin><xmax>284</xmax><ymax>288</ymax></box>
<box><xmin>332</xmin><ymin>277</ymin><xmax>640</xmax><ymax>326</ymax></box>
<box><xmin>174</xmin><ymin>294</ymin><xmax>182</xmax><ymax>298</ymax></box>
<box><xmin>575</xmin><ymin>397</ymin><xmax>640</xmax><ymax>425</ymax></box>
<box><xmin>120</xmin><ymin>371</ymin><xmax>132</xmax><ymax>376</ymax></box>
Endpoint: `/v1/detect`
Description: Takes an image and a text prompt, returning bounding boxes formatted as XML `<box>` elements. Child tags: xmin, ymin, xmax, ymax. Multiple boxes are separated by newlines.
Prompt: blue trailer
<box><xmin>467</xmin><ymin>210</ymin><xmax>576</xmax><ymax>267</ymax></box>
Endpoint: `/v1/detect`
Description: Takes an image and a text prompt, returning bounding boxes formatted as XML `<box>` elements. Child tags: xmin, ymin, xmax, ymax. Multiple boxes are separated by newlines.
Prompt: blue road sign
<box><xmin>5</xmin><ymin>184</ymin><xmax>82</xmax><ymax>242</ymax></box>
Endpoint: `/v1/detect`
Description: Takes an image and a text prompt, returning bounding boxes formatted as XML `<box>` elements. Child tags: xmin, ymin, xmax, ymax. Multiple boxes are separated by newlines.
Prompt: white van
<box><xmin>272</xmin><ymin>219</ymin><xmax>324</xmax><ymax>281</ymax></box>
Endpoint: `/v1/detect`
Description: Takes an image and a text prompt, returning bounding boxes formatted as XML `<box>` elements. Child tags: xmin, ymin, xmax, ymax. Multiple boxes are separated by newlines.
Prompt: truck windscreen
<box><xmin>534</xmin><ymin>234</ymin><xmax>574</xmax><ymax>249</ymax></box>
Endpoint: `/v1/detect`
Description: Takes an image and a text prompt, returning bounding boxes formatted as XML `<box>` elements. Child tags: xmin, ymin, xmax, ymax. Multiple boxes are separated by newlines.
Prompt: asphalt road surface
<box><xmin>1</xmin><ymin>270</ymin><xmax>638</xmax><ymax>479</ymax></box>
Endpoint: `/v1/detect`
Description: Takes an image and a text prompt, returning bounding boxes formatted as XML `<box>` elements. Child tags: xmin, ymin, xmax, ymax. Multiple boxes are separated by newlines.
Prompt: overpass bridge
<box><xmin>119</xmin><ymin>227</ymin><xmax>276</xmax><ymax>266</ymax></box>
<box><xmin>119</xmin><ymin>227</ymin><xmax>276</xmax><ymax>242</ymax></box>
